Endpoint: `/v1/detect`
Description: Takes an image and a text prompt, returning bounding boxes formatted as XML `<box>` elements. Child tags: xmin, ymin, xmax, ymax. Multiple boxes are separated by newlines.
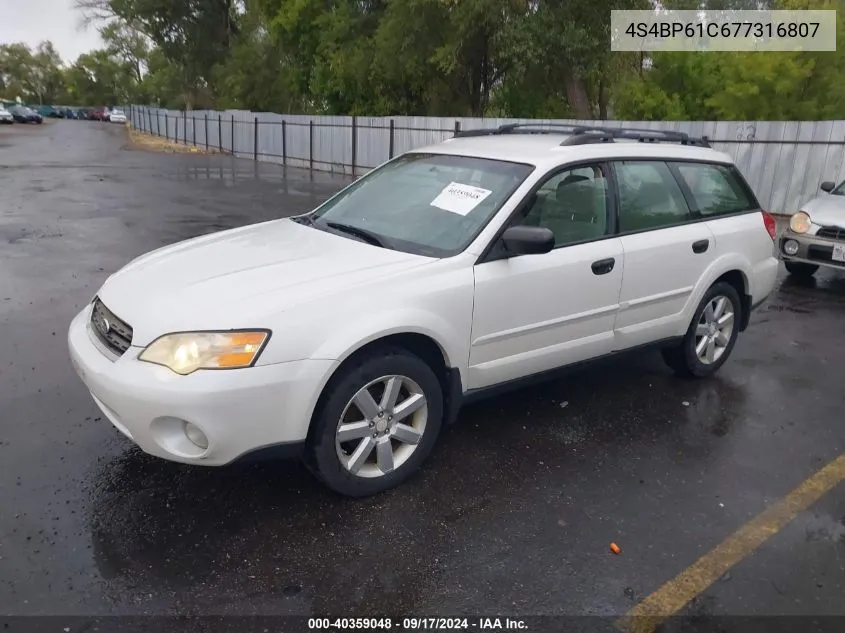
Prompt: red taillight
<box><xmin>762</xmin><ymin>211</ymin><xmax>777</xmax><ymax>240</ymax></box>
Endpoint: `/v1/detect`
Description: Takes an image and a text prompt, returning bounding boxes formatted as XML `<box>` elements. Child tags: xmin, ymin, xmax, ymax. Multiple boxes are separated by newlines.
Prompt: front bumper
<box><xmin>779</xmin><ymin>230</ymin><xmax>845</xmax><ymax>270</ymax></box>
<box><xmin>67</xmin><ymin>304</ymin><xmax>337</xmax><ymax>466</ymax></box>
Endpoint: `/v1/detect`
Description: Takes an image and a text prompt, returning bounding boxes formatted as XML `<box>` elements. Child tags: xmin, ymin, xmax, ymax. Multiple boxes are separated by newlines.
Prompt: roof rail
<box><xmin>453</xmin><ymin>123</ymin><xmax>582</xmax><ymax>138</ymax></box>
<box><xmin>562</xmin><ymin>125</ymin><xmax>711</xmax><ymax>148</ymax></box>
<box><xmin>453</xmin><ymin>123</ymin><xmax>710</xmax><ymax>148</ymax></box>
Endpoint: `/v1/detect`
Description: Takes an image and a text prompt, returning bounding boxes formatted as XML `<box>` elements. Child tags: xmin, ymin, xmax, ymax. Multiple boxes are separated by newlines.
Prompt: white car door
<box><xmin>468</xmin><ymin>162</ymin><xmax>624</xmax><ymax>390</ymax></box>
<box><xmin>612</xmin><ymin>160</ymin><xmax>716</xmax><ymax>351</ymax></box>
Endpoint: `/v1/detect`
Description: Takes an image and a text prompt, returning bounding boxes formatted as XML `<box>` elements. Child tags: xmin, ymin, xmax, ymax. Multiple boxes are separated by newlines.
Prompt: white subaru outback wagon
<box><xmin>68</xmin><ymin>124</ymin><xmax>779</xmax><ymax>496</ymax></box>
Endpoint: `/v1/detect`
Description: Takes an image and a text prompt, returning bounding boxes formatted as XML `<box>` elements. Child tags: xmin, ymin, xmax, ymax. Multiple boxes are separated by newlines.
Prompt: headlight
<box><xmin>789</xmin><ymin>211</ymin><xmax>812</xmax><ymax>234</ymax></box>
<box><xmin>139</xmin><ymin>330</ymin><xmax>270</xmax><ymax>375</ymax></box>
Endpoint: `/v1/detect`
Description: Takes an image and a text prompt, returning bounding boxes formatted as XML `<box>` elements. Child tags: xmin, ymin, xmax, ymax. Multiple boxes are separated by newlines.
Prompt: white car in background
<box><xmin>108</xmin><ymin>109</ymin><xmax>127</xmax><ymax>124</ymax></box>
<box><xmin>780</xmin><ymin>180</ymin><xmax>845</xmax><ymax>277</ymax></box>
<box><xmin>0</xmin><ymin>106</ymin><xmax>13</xmax><ymax>124</ymax></box>
<box><xmin>68</xmin><ymin>124</ymin><xmax>779</xmax><ymax>497</ymax></box>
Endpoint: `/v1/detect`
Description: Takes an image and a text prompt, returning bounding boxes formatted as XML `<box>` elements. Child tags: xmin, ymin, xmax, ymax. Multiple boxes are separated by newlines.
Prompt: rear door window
<box><xmin>672</xmin><ymin>162</ymin><xmax>757</xmax><ymax>216</ymax></box>
<box><xmin>614</xmin><ymin>161</ymin><xmax>692</xmax><ymax>232</ymax></box>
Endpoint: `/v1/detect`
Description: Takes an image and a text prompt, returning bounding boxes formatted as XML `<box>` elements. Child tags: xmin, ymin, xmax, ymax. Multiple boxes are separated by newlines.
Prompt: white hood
<box><xmin>98</xmin><ymin>218</ymin><xmax>433</xmax><ymax>345</ymax></box>
<box><xmin>803</xmin><ymin>194</ymin><xmax>845</xmax><ymax>229</ymax></box>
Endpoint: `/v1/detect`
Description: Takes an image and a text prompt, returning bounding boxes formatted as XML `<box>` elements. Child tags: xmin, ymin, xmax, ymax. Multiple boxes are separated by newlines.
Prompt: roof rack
<box><xmin>453</xmin><ymin>123</ymin><xmax>710</xmax><ymax>148</ymax></box>
<box><xmin>454</xmin><ymin>123</ymin><xmax>582</xmax><ymax>138</ymax></box>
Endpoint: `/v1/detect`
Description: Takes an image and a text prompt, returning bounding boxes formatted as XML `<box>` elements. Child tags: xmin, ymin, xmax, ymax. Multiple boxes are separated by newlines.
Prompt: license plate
<box><xmin>833</xmin><ymin>243</ymin><xmax>845</xmax><ymax>263</ymax></box>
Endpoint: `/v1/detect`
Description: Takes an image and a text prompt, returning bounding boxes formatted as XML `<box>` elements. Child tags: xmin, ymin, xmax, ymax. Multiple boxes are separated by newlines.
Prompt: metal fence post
<box><xmin>309</xmin><ymin>120</ymin><xmax>314</xmax><ymax>171</ymax></box>
<box><xmin>156</xmin><ymin>110</ymin><xmax>160</xmax><ymax>137</ymax></box>
<box><xmin>183</xmin><ymin>110</ymin><xmax>187</xmax><ymax>144</ymax></box>
<box><xmin>389</xmin><ymin>119</ymin><xmax>394</xmax><ymax>159</ymax></box>
<box><xmin>218</xmin><ymin>115</ymin><xmax>222</xmax><ymax>152</ymax></box>
<box><xmin>282</xmin><ymin>120</ymin><xmax>287</xmax><ymax>166</ymax></box>
<box><xmin>454</xmin><ymin>120</ymin><xmax>461</xmax><ymax>136</ymax></box>
<box><xmin>231</xmin><ymin>114</ymin><xmax>235</xmax><ymax>154</ymax></box>
<box><xmin>147</xmin><ymin>108</ymin><xmax>152</xmax><ymax>135</ymax></box>
<box><xmin>192</xmin><ymin>115</ymin><xmax>197</xmax><ymax>146</ymax></box>
<box><xmin>164</xmin><ymin>113</ymin><xmax>169</xmax><ymax>140</ymax></box>
<box><xmin>175</xmin><ymin>117</ymin><xmax>179</xmax><ymax>144</ymax></box>
<box><xmin>351</xmin><ymin>115</ymin><xmax>357</xmax><ymax>176</ymax></box>
<box><xmin>204</xmin><ymin>114</ymin><xmax>208</xmax><ymax>150</ymax></box>
<box><xmin>253</xmin><ymin>117</ymin><xmax>258</xmax><ymax>160</ymax></box>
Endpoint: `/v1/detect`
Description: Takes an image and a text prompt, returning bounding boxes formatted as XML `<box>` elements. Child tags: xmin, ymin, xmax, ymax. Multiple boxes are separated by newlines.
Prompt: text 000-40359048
<box><xmin>306</xmin><ymin>617</ymin><xmax>529</xmax><ymax>630</ymax></box>
<box><xmin>610</xmin><ymin>9</ymin><xmax>837</xmax><ymax>52</ymax></box>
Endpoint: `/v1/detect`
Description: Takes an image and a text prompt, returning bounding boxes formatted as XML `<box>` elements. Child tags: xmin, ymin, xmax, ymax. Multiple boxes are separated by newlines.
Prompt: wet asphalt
<box><xmin>1</xmin><ymin>121</ymin><xmax>844</xmax><ymax>627</ymax></box>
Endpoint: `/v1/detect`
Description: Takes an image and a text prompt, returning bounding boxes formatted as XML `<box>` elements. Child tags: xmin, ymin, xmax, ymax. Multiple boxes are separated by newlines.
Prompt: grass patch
<box><xmin>125</xmin><ymin>124</ymin><xmax>220</xmax><ymax>155</ymax></box>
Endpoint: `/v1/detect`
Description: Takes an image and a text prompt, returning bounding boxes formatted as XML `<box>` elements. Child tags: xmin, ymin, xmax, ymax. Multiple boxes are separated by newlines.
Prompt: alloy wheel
<box><xmin>694</xmin><ymin>295</ymin><xmax>735</xmax><ymax>365</ymax></box>
<box><xmin>335</xmin><ymin>374</ymin><xmax>428</xmax><ymax>478</ymax></box>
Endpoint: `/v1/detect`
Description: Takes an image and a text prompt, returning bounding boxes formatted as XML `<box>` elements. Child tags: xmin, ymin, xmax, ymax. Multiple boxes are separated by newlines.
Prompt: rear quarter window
<box><xmin>673</xmin><ymin>162</ymin><xmax>757</xmax><ymax>217</ymax></box>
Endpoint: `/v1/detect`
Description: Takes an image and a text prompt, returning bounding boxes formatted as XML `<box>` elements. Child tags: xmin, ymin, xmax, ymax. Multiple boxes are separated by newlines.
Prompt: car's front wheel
<box><xmin>784</xmin><ymin>261</ymin><xmax>818</xmax><ymax>277</ymax></box>
<box><xmin>662</xmin><ymin>282</ymin><xmax>742</xmax><ymax>378</ymax></box>
<box><xmin>306</xmin><ymin>346</ymin><xmax>444</xmax><ymax>497</ymax></box>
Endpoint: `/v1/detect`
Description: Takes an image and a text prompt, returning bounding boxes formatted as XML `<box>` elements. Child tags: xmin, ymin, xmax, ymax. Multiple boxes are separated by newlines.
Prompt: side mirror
<box><xmin>500</xmin><ymin>225</ymin><xmax>555</xmax><ymax>257</ymax></box>
<box><xmin>821</xmin><ymin>181</ymin><xmax>836</xmax><ymax>193</ymax></box>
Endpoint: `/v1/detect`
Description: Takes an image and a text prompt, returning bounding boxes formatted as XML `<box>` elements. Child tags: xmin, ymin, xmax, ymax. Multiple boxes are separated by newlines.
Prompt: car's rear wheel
<box><xmin>662</xmin><ymin>282</ymin><xmax>741</xmax><ymax>379</ymax></box>
<box><xmin>306</xmin><ymin>346</ymin><xmax>444</xmax><ymax>497</ymax></box>
<box><xmin>784</xmin><ymin>261</ymin><xmax>818</xmax><ymax>277</ymax></box>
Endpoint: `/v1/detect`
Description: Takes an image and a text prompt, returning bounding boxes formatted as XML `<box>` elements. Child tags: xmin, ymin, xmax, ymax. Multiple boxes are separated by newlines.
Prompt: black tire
<box><xmin>661</xmin><ymin>282</ymin><xmax>742</xmax><ymax>379</ymax></box>
<box><xmin>784</xmin><ymin>261</ymin><xmax>818</xmax><ymax>277</ymax></box>
<box><xmin>305</xmin><ymin>346</ymin><xmax>444</xmax><ymax>497</ymax></box>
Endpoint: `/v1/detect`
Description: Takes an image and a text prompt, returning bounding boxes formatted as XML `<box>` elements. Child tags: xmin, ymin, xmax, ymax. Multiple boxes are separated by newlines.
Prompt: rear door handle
<box><xmin>692</xmin><ymin>239</ymin><xmax>710</xmax><ymax>254</ymax></box>
<box><xmin>591</xmin><ymin>257</ymin><xmax>615</xmax><ymax>275</ymax></box>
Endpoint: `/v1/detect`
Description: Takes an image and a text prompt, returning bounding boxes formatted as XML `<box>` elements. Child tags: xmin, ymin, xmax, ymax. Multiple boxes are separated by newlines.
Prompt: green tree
<box><xmin>0</xmin><ymin>43</ymin><xmax>37</xmax><ymax>101</ymax></box>
<box><xmin>64</xmin><ymin>49</ymin><xmax>135</xmax><ymax>106</ymax></box>
<box><xmin>0</xmin><ymin>41</ymin><xmax>67</xmax><ymax>104</ymax></box>
<box><xmin>494</xmin><ymin>0</ymin><xmax>649</xmax><ymax>119</ymax></box>
<box><xmin>33</xmin><ymin>41</ymin><xmax>67</xmax><ymax>103</ymax></box>
<box><xmin>100</xmin><ymin>19</ymin><xmax>149</xmax><ymax>83</ymax></box>
<box><xmin>212</xmin><ymin>4</ymin><xmax>303</xmax><ymax>112</ymax></box>
<box><xmin>76</xmin><ymin>0</ymin><xmax>243</xmax><ymax>107</ymax></box>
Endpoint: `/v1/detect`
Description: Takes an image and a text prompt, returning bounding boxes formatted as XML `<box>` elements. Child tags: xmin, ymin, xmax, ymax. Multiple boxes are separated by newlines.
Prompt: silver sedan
<box><xmin>780</xmin><ymin>180</ymin><xmax>845</xmax><ymax>277</ymax></box>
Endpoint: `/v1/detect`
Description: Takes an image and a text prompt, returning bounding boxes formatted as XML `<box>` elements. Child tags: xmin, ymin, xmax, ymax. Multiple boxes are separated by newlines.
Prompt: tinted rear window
<box><xmin>673</xmin><ymin>162</ymin><xmax>757</xmax><ymax>216</ymax></box>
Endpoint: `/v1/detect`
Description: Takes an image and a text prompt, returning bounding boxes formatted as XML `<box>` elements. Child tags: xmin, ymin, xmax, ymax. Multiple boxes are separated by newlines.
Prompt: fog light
<box><xmin>183</xmin><ymin>421</ymin><xmax>208</xmax><ymax>450</ymax></box>
<box><xmin>784</xmin><ymin>239</ymin><xmax>800</xmax><ymax>256</ymax></box>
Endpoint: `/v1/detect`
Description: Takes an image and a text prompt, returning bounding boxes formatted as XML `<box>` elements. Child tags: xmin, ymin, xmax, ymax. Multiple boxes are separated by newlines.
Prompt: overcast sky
<box><xmin>0</xmin><ymin>0</ymin><xmax>103</xmax><ymax>63</ymax></box>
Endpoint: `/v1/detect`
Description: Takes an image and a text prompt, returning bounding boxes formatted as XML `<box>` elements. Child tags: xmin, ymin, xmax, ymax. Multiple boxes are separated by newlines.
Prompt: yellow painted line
<box><xmin>616</xmin><ymin>452</ymin><xmax>845</xmax><ymax>633</ymax></box>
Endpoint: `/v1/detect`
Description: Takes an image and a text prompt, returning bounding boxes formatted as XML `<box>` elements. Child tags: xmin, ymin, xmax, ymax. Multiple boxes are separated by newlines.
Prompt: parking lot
<box><xmin>1</xmin><ymin>121</ymin><xmax>844</xmax><ymax>629</ymax></box>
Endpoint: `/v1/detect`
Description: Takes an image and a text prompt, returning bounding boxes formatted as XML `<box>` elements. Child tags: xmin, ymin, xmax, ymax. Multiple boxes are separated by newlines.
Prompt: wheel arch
<box><xmin>306</xmin><ymin>330</ymin><xmax>465</xmax><ymax>443</ymax></box>
<box><xmin>688</xmin><ymin>256</ymin><xmax>752</xmax><ymax>334</ymax></box>
<box><xmin>713</xmin><ymin>269</ymin><xmax>752</xmax><ymax>331</ymax></box>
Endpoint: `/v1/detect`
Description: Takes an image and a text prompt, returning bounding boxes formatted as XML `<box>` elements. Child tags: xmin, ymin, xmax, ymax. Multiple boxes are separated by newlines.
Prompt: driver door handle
<box><xmin>591</xmin><ymin>257</ymin><xmax>615</xmax><ymax>275</ymax></box>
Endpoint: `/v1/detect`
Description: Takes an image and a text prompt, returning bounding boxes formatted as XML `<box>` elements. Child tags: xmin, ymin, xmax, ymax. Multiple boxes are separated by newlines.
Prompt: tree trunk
<box><xmin>598</xmin><ymin>77</ymin><xmax>608</xmax><ymax>120</ymax></box>
<box><xmin>563</xmin><ymin>69</ymin><xmax>591</xmax><ymax>119</ymax></box>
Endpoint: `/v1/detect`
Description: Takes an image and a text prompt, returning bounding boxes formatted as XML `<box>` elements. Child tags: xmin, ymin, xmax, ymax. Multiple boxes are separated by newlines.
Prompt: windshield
<box><xmin>308</xmin><ymin>153</ymin><xmax>534</xmax><ymax>257</ymax></box>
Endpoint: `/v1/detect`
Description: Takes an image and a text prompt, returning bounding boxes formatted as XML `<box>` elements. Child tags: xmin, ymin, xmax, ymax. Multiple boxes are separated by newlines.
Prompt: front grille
<box><xmin>90</xmin><ymin>298</ymin><xmax>133</xmax><ymax>356</ymax></box>
<box><xmin>816</xmin><ymin>226</ymin><xmax>845</xmax><ymax>240</ymax></box>
<box><xmin>807</xmin><ymin>245</ymin><xmax>845</xmax><ymax>267</ymax></box>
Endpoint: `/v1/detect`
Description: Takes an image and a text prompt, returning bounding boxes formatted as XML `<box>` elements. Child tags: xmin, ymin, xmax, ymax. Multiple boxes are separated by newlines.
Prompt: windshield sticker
<box><xmin>430</xmin><ymin>182</ymin><xmax>493</xmax><ymax>215</ymax></box>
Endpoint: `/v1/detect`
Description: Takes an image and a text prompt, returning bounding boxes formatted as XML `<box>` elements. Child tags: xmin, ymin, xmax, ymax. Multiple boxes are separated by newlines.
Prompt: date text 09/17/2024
<box><xmin>307</xmin><ymin>618</ymin><xmax>528</xmax><ymax>630</ymax></box>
